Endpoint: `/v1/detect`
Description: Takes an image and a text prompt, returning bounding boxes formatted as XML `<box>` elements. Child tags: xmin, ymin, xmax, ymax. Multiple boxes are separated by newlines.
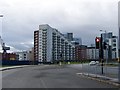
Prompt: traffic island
<box><xmin>76</xmin><ymin>73</ymin><xmax>120</xmax><ymax>87</ymax></box>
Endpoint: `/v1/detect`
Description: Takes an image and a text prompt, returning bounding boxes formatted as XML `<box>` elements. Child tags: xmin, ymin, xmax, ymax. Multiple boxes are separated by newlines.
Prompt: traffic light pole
<box><xmin>95</xmin><ymin>36</ymin><xmax>104</xmax><ymax>74</ymax></box>
<box><xmin>100</xmin><ymin>34</ymin><xmax>104</xmax><ymax>74</ymax></box>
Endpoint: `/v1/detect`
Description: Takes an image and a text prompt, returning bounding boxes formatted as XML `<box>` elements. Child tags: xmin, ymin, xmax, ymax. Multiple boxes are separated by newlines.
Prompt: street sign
<box><xmin>3</xmin><ymin>47</ymin><xmax>10</xmax><ymax>50</ymax></box>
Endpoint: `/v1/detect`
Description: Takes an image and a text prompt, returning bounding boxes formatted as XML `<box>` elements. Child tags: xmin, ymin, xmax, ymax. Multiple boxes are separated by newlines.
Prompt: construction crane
<box><xmin>0</xmin><ymin>36</ymin><xmax>10</xmax><ymax>60</ymax></box>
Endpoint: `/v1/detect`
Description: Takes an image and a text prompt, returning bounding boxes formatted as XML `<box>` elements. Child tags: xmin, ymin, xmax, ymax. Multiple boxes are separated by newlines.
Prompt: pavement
<box><xmin>2</xmin><ymin>65</ymin><xmax>118</xmax><ymax>88</ymax></box>
<box><xmin>76</xmin><ymin>73</ymin><xmax>120</xmax><ymax>87</ymax></box>
<box><xmin>67</xmin><ymin>64</ymin><xmax>120</xmax><ymax>87</ymax></box>
<box><xmin>0</xmin><ymin>65</ymin><xmax>36</xmax><ymax>71</ymax></box>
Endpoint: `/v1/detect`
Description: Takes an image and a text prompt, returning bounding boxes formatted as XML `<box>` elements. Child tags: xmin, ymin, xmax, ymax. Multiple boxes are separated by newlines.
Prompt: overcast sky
<box><xmin>0</xmin><ymin>0</ymin><xmax>119</xmax><ymax>52</ymax></box>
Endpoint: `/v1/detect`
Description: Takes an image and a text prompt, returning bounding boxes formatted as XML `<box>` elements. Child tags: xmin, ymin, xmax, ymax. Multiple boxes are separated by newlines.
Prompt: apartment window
<box><xmin>113</xmin><ymin>39</ymin><xmax>116</xmax><ymax>42</ymax></box>
<box><xmin>43</xmin><ymin>29</ymin><xmax>47</xmax><ymax>31</ymax></box>
<box><xmin>24</xmin><ymin>54</ymin><xmax>26</xmax><ymax>56</ymax></box>
<box><xmin>113</xmin><ymin>44</ymin><xmax>116</xmax><ymax>47</ymax></box>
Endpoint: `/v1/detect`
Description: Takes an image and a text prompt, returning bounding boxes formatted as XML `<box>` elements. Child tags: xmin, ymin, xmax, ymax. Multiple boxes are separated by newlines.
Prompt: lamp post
<box><xmin>0</xmin><ymin>15</ymin><xmax>3</xmax><ymax>37</ymax></box>
<box><xmin>0</xmin><ymin>15</ymin><xmax>3</xmax><ymax>54</ymax></box>
<box><xmin>0</xmin><ymin>14</ymin><xmax>3</xmax><ymax>90</ymax></box>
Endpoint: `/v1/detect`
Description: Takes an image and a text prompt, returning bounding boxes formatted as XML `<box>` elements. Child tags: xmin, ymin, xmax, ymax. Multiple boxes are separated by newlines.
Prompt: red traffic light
<box><xmin>95</xmin><ymin>37</ymin><xmax>100</xmax><ymax>49</ymax></box>
<box><xmin>96</xmin><ymin>37</ymin><xmax>100</xmax><ymax>42</ymax></box>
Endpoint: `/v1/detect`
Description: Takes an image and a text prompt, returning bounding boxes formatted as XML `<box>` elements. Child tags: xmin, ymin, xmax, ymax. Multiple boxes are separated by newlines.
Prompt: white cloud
<box><xmin>0</xmin><ymin>0</ymin><xmax>119</xmax><ymax>51</ymax></box>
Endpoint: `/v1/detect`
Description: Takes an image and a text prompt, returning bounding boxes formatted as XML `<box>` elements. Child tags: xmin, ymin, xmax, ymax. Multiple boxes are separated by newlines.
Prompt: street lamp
<box><xmin>0</xmin><ymin>15</ymin><xmax>3</xmax><ymax>38</ymax></box>
<box><xmin>0</xmin><ymin>15</ymin><xmax>3</xmax><ymax>90</ymax></box>
<box><xmin>0</xmin><ymin>15</ymin><xmax>3</xmax><ymax>53</ymax></box>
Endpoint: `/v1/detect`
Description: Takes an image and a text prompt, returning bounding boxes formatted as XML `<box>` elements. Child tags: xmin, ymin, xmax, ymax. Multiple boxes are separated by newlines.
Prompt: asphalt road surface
<box><xmin>2</xmin><ymin>65</ymin><xmax>118</xmax><ymax>88</ymax></box>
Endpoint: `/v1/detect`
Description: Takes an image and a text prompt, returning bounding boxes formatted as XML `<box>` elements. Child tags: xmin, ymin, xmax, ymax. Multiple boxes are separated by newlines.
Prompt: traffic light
<box><xmin>95</xmin><ymin>37</ymin><xmax>100</xmax><ymax>49</ymax></box>
<box><xmin>103</xmin><ymin>42</ymin><xmax>107</xmax><ymax>49</ymax></box>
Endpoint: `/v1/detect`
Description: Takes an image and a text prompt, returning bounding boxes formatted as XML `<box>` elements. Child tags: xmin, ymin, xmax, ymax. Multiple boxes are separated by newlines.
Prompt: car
<box><xmin>89</xmin><ymin>61</ymin><xmax>96</xmax><ymax>66</ymax></box>
<box><xmin>95</xmin><ymin>61</ymin><xmax>100</xmax><ymax>66</ymax></box>
<box><xmin>95</xmin><ymin>61</ymin><xmax>99</xmax><ymax>64</ymax></box>
<box><xmin>89</xmin><ymin>61</ymin><xmax>100</xmax><ymax>66</ymax></box>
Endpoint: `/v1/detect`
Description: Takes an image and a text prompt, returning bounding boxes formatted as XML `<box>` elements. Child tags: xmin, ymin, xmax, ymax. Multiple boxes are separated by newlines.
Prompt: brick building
<box><xmin>2</xmin><ymin>53</ymin><xmax>16</xmax><ymax>60</ymax></box>
<box><xmin>75</xmin><ymin>45</ymin><xmax>87</xmax><ymax>61</ymax></box>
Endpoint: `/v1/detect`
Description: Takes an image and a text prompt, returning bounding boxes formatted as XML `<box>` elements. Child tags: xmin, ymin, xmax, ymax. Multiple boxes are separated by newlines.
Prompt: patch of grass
<box><xmin>69</xmin><ymin>62</ymin><xmax>81</xmax><ymax>64</ymax></box>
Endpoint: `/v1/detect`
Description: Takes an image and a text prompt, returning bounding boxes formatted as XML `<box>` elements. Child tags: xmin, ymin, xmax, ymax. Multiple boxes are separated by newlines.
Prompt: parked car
<box><xmin>89</xmin><ymin>61</ymin><xmax>100</xmax><ymax>66</ymax></box>
<box><xmin>89</xmin><ymin>61</ymin><xmax>96</xmax><ymax>66</ymax></box>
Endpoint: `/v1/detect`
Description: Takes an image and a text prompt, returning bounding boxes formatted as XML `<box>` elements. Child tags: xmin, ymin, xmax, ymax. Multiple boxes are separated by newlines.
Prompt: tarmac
<box><xmin>0</xmin><ymin>65</ymin><xmax>120</xmax><ymax>87</ymax></box>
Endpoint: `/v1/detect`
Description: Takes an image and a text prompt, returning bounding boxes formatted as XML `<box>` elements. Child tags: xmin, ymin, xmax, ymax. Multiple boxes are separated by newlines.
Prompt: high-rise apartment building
<box><xmin>34</xmin><ymin>24</ymin><xmax>75</xmax><ymax>63</ymax></box>
<box><xmin>73</xmin><ymin>38</ymin><xmax>82</xmax><ymax>45</ymax></box>
<box><xmin>64</xmin><ymin>33</ymin><xmax>82</xmax><ymax>45</ymax></box>
<box><xmin>64</xmin><ymin>33</ymin><xmax>73</xmax><ymax>41</ymax></box>
<box><xmin>101</xmin><ymin>32</ymin><xmax>119</xmax><ymax>59</ymax></box>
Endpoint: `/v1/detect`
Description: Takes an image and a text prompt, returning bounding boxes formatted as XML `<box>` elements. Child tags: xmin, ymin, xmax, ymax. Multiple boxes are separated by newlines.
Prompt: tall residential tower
<box><xmin>34</xmin><ymin>24</ymin><xmax>75</xmax><ymax>63</ymax></box>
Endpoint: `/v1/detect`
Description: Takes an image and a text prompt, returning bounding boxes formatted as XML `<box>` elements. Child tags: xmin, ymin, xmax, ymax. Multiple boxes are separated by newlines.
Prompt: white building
<box><xmin>111</xmin><ymin>36</ymin><xmax>119</xmax><ymax>59</ymax></box>
<box><xmin>15</xmin><ymin>51</ymin><xmax>29</xmax><ymax>61</ymax></box>
<box><xmin>102</xmin><ymin>32</ymin><xmax>119</xmax><ymax>59</ymax></box>
<box><xmin>34</xmin><ymin>24</ymin><xmax>75</xmax><ymax>63</ymax></box>
<box><xmin>87</xmin><ymin>47</ymin><xmax>99</xmax><ymax>60</ymax></box>
<box><xmin>105</xmin><ymin>36</ymin><xmax>118</xmax><ymax>59</ymax></box>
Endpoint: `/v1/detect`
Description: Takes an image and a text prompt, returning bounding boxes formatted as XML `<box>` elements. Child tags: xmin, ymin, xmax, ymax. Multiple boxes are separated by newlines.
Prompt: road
<box><xmin>2</xmin><ymin>65</ymin><xmax>118</xmax><ymax>88</ymax></box>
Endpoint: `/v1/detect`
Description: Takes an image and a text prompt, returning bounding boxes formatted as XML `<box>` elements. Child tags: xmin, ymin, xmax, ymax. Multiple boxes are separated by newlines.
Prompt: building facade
<box><xmin>73</xmin><ymin>38</ymin><xmax>82</xmax><ymax>45</ymax></box>
<box><xmin>2</xmin><ymin>53</ymin><xmax>16</xmax><ymax>60</ymax></box>
<box><xmin>87</xmin><ymin>47</ymin><xmax>99</xmax><ymax>60</ymax></box>
<box><xmin>34</xmin><ymin>24</ymin><xmax>75</xmax><ymax>63</ymax></box>
<box><xmin>75</xmin><ymin>45</ymin><xmax>87</xmax><ymax>61</ymax></box>
<box><xmin>15</xmin><ymin>51</ymin><xmax>29</xmax><ymax>61</ymax></box>
<box><xmin>28</xmin><ymin>47</ymin><xmax>34</xmax><ymax>61</ymax></box>
<box><xmin>63</xmin><ymin>33</ymin><xmax>73</xmax><ymax>41</ymax></box>
<box><xmin>101</xmin><ymin>32</ymin><xmax>119</xmax><ymax>60</ymax></box>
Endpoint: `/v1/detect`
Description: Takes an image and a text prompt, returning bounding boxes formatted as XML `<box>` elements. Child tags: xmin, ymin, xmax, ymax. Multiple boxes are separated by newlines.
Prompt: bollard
<box><xmin>68</xmin><ymin>62</ymin><xmax>70</xmax><ymax>64</ymax></box>
<box><xmin>59</xmin><ymin>62</ymin><xmax>62</xmax><ymax>66</ymax></box>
